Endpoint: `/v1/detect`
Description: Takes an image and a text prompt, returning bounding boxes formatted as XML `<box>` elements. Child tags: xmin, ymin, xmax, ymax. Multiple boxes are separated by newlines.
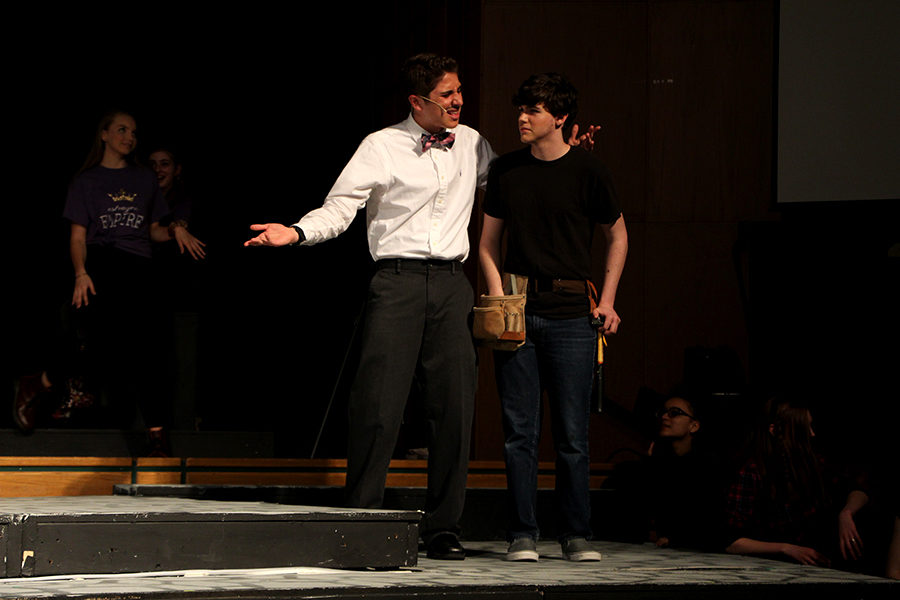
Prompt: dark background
<box><xmin>7</xmin><ymin>2</ymin><xmax>899</xmax><ymax>466</ymax></box>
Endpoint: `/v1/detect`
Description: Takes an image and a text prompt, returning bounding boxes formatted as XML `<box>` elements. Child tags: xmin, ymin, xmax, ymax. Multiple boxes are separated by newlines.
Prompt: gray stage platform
<box><xmin>0</xmin><ymin>496</ymin><xmax>419</xmax><ymax>577</ymax></box>
<box><xmin>0</xmin><ymin>540</ymin><xmax>895</xmax><ymax>599</ymax></box>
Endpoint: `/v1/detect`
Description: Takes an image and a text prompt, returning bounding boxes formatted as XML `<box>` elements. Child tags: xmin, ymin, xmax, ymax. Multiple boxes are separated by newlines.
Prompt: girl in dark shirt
<box><xmin>14</xmin><ymin>111</ymin><xmax>198</xmax><ymax>451</ymax></box>
<box><xmin>725</xmin><ymin>396</ymin><xmax>874</xmax><ymax>568</ymax></box>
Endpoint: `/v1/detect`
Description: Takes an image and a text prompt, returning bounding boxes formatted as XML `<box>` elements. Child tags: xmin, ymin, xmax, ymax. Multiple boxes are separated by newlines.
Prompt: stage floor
<box><xmin>0</xmin><ymin>539</ymin><xmax>895</xmax><ymax>599</ymax></box>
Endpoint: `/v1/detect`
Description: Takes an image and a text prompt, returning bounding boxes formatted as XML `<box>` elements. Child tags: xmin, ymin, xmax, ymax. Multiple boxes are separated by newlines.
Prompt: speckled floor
<box><xmin>0</xmin><ymin>539</ymin><xmax>895</xmax><ymax>599</ymax></box>
<box><xmin>0</xmin><ymin>496</ymin><xmax>896</xmax><ymax>598</ymax></box>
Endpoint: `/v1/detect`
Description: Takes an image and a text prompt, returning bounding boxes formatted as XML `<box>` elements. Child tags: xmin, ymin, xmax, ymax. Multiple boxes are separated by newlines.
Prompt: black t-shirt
<box><xmin>483</xmin><ymin>147</ymin><xmax>620</xmax><ymax>318</ymax></box>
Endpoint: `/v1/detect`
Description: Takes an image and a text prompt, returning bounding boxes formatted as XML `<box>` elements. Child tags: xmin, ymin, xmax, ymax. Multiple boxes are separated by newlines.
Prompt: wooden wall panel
<box><xmin>647</xmin><ymin>0</ymin><xmax>774</xmax><ymax>222</ymax></box>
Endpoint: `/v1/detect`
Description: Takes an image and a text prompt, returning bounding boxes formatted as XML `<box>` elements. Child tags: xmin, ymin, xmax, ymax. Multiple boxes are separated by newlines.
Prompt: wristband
<box><xmin>291</xmin><ymin>226</ymin><xmax>306</xmax><ymax>246</ymax></box>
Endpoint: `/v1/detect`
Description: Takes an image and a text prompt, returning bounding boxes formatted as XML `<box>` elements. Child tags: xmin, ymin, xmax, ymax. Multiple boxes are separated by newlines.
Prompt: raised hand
<box><xmin>567</xmin><ymin>124</ymin><xmax>602</xmax><ymax>151</ymax></box>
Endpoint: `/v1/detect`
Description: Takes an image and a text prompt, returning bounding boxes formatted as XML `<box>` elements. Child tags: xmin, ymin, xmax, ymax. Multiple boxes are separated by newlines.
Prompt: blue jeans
<box><xmin>494</xmin><ymin>314</ymin><xmax>596</xmax><ymax>542</ymax></box>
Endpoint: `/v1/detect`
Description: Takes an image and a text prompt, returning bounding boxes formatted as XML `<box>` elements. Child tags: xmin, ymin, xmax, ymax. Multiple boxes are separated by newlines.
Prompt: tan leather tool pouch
<box><xmin>473</xmin><ymin>274</ymin><xmax>528</xmax><ymax>351</ymax></box>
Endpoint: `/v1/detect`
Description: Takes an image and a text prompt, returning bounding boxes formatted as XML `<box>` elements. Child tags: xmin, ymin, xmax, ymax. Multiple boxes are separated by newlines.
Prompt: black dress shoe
<box><xmin>426</xmin><ymin>533</ymin><xmax>466</xmax><ymax>560</ymax></box>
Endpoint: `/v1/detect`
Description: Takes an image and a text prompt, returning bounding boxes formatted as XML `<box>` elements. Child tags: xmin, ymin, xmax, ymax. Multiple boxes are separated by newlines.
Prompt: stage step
<box><xmin>0</xmin><ymin>496</ymin><xmax>419</xmax><ymax>577</ymax></box>
<box><xmin>0</xmin><ymin>457</ymin><xmax>614</xmax><ymax>497</ymax></box>
<box><xmin>0</xmin><ymin>429</ymin><xmax>275</xmax><ymax>458</ymax></box>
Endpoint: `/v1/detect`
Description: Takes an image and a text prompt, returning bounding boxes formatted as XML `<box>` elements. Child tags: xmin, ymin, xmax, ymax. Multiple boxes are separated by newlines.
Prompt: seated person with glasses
<box><xmin>643</xmin><ymin>391</ymin><xmax>723</xmax><ymax>550</ymax></box>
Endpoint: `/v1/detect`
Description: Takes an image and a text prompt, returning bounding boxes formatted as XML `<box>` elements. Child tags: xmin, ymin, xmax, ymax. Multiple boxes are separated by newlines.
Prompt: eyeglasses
<box><xmin>656</xmin><ymin>407</ymin><xmax>695</xmax><ymax>420</ymax></box>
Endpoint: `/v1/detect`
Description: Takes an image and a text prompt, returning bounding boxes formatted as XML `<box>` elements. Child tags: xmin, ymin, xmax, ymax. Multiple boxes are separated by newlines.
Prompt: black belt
<box><xmin>376</xmin><ymin>258</ymin><xmax>462</xmax><ymax>273</ymax></box>
<box><xmin>527</xmin><ymin>277</ymin><xmax>587</xmax><ymax>294</ymax></box>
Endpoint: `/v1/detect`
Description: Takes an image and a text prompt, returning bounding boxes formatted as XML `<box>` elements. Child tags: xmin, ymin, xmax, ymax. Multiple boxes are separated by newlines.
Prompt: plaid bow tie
<box><xmin>421</xmin><ymin>131</ymin><xmax>456</xmax><ymax>151</ymax></box>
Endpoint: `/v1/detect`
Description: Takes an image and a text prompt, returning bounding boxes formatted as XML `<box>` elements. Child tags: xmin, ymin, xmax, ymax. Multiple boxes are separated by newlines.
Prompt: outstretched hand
<box><xmin>568</xmin><ymin>124</ymin><xmax>602</xmax><ymax>151</ymax></box>
<box><xmin>244</xmin><ymin>223</ymin><xmax>299</xmax><ymax>247</ymax></box>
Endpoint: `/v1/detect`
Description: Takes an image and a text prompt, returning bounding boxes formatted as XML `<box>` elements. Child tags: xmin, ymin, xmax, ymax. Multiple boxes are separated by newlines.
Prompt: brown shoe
<box><xmin>13</xmin><ymin>374</ymin><xmax>50</xmax><ymax>433</ymax></box>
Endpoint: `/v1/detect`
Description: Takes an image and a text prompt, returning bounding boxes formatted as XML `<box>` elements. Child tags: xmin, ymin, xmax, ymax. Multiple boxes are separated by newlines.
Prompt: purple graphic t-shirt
<box><xmin>63</xmin><ymin>165</ymin><xmax>168</xmax><ymax>258</ymax></box>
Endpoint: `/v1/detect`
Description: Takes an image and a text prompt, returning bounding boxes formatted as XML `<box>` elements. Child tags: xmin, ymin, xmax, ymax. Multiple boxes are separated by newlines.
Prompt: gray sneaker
<box><xmin>506</xmin><ymin>537</ymin><xmax>539</xmax><ymax>561</ymax></box>
<box><xmin>561</xmin><ymin>537</ymin><xmax>602</xmax><ymax>561</ymax></box>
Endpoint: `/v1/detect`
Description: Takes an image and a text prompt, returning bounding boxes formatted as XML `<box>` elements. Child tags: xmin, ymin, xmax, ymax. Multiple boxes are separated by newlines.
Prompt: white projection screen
<box><xmin>777</xmin><ymin>0</ymin><xmax>900</xmax><ymax>203</ymax></box>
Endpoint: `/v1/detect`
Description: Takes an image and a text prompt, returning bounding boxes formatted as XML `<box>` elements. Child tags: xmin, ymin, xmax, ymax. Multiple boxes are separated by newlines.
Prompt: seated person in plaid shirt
<box><xmin>725</xmin><ymin>396</ymin><xmax>872</xmax><ymax>568</ymax></box>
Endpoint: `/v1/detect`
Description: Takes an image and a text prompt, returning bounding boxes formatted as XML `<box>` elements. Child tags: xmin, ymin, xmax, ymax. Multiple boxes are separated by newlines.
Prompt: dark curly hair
<box><xmin>512</xmin><ymin>72</ymin><xmax>578</xmax><ymax>137</ymax></box>
<box><xmin>401</xmin><ymin>53</ymin><xmax>459</xmax><ymax>97</ymax></box>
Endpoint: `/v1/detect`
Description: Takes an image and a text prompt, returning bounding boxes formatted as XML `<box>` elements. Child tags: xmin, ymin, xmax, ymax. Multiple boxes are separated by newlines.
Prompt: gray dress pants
<box><xmin>344</xmin><ymin>259</ymin><xmax>476</xmax><ymax>540</ymax></box>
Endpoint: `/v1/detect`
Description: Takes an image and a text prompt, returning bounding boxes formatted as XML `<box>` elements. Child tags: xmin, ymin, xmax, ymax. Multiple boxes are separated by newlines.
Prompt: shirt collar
<box><xmin>404</xmin><ymin>113</ymin><xmax>451</xmax><ymax>142</ymax></box>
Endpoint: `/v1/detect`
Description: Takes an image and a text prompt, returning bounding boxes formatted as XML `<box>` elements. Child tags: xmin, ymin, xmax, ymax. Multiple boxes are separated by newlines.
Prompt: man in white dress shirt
<box><xmin>245</xmin><ymin>54</ymin><xmax>493</xmax><ymax>560</ymax></box>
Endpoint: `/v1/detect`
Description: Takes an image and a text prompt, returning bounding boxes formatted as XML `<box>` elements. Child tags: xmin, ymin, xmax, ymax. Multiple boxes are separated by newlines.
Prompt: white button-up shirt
<box><xmin>296</xmin><ymin>114</ymin><xmax>495</xmax><ymax>261</ymax></box>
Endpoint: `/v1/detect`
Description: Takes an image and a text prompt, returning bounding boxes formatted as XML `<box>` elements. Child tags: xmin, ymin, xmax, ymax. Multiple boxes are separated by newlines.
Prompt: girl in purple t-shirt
<box><xmin>14</xmin><ymin>111</ymin><xmax>199</xmax><ymax>454</ymax></box>
<box><xmin>65</xmin><ymin>111</ymin><xmax>175</xmax><ymax>307</ymax></box>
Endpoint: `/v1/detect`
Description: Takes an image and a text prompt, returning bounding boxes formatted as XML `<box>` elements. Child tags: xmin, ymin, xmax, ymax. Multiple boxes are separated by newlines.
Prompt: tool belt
<box><xmin>473</xmin><ymin>275</ymin><xmax>599</xmax><ymax>351</ymax></box>
<box><xmin>473</xmin><ymin>274</ymin><xmax>528</xmax><ymax>351</ymax></box>
<box><xmin>527</xmin><ymin>277</ymin><xmax>599</xmax><ymax>311</ymax></box>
